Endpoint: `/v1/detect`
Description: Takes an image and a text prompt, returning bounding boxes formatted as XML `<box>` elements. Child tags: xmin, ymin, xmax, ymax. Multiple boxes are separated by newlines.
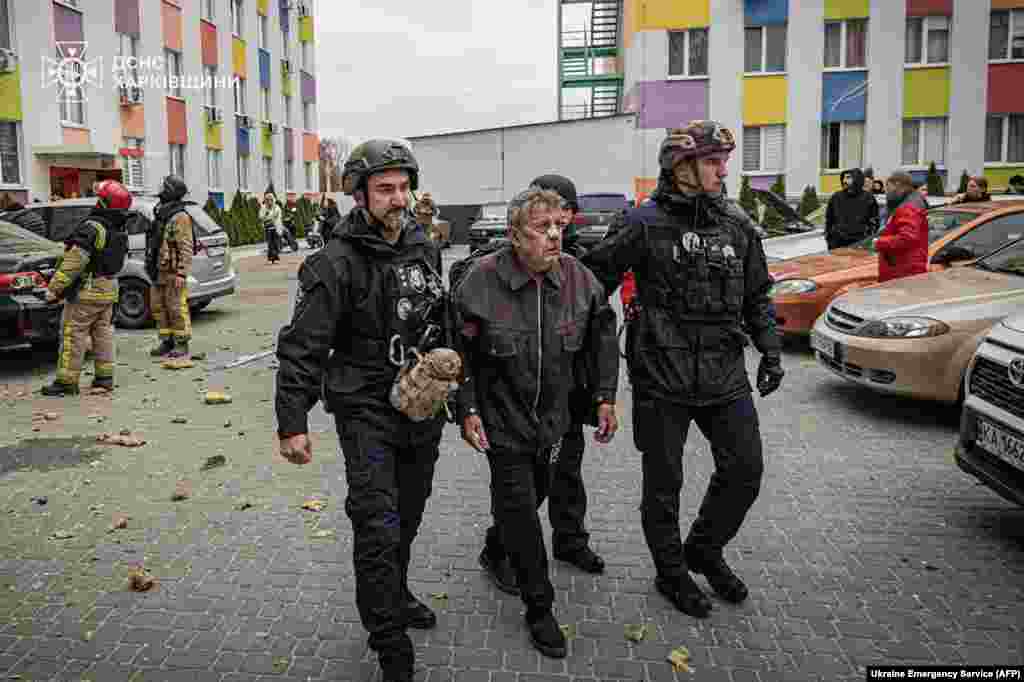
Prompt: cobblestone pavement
<box><xmin>0</xmin><ymin>246</ymin><xmax>1022</xmax><ymax>682</ymax></box>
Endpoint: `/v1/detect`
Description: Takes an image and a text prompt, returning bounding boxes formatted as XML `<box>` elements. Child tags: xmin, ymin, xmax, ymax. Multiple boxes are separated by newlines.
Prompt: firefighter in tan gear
<box><xmin>146</xmin><ymin>175</ymin><xmax>195</xmax><ymax>359</ymax></box>
<box><xmin>41</xmin><ymin>180</ymin><xmax>132</xmax><ymax>396</ymax></box>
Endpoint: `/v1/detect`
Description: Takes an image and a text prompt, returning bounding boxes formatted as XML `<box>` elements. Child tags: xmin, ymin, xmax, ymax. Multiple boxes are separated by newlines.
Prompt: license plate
<box><xmin>811</xmin><ymin>331</ymin><xmax>836</xmax><ymax>359</ymax></box>
<box><xmin>976</xmin><ymin>419</ymin><xmax>1024</xmax><ymax>473</ymax></box>
<box><xmin>207</xmin><ymin>247</ymin><xmax>225</xmax><ymax>257</ymax></box>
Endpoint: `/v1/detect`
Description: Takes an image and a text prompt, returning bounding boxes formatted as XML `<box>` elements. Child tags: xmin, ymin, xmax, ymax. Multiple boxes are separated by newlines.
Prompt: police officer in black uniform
<box><xmin>274</xmin><ymin>139</ymin><xmax>447</xmax><ymax>682</ymax></box>
<box><xmin>583</xmin><ymin>121</ymin><xmax>785</xmax><ymax>618</ymax></box>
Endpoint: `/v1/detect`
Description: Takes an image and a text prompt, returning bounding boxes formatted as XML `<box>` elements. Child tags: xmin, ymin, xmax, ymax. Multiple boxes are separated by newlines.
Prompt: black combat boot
<box><xmin>167</xmin><ymin>339</ymin><xmax>189</xmax><ymax>359</ymax></box>
<box><xmin>655</xmin><ymin>572</ymin><xmax>713</xmax><ymax>618</ymax></box>
<box><xmin>401</xmin><ymin>586</ymin><xmax>437</xmax><ymax>629</ymax></box>
<box><xmin>684</xmin><ymin>546</ymin><xmax>749</xmax><ymax>603</ymax></box>
<box><xmin>525</xmin><ymin>609</ymin><xmax>567</xmax><ymax>659</ymax></box>
<box><xmin>149</xmin><ymin>338</ymin><xmax>174</xmax><ymax>357</ymax></box>
<box><xmin>554</xmin><ymin>545</ymin><xmax>605</xmax><ymax>574</ymax></box>
<box><xmin>90</xmin><ymin>377</ymin><xmax>114</xmax><ymax>392</ymax></box>
<box><xmin>376</xmin><ymin>635</ymin><xmax>414</xmax><ymax>682</ymax></box>
<box><xmin>40</xmin><ymin>381</ymin><xmax>79</xmax><ymax>397</ymax></box>
<box><xmin>479</xmin><ymin>548</ymin><xmax>518</xmax><ymax>596</ymax></box>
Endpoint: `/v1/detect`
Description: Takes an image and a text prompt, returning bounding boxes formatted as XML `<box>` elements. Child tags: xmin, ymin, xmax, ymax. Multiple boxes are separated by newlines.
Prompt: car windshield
<box><xmin>579</xmin><ymin>195</ymin><xmax>628</xmax><ymax>212</ymax></box>
<box><xmin>481</xmin><ymin>204</ymin><xmax>507</xmax><ymax>220</ymax></box>
<box><xmin>185</xmin><ymin>206</ymin><xmax>223</xmax><ymax>236</ymax></box>
<box><xmin>848</xmin><ymin>209</ymin><xmax>977</xmax><ymax>254</ymax></box>
<box><xmin>976</xmin><ymin>238</ymin><xmax>1024</xmax><ymax>276</ymax></box>
<box><xmin>0</xmin><ymin>221</ymin><xmax>62</xmax><ymax>256</ymax></box>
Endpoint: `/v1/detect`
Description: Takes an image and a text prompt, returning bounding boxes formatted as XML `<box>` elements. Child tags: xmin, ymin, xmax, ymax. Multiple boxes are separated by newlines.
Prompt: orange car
<box><xmin>768</xmin><ymin>201</ymin><xmax>1024</xmax><ymax>335</ymax></box>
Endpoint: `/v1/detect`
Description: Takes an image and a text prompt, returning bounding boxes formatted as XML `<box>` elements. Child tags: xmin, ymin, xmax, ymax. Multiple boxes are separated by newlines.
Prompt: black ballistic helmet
<box><xmin>158</xmin><ymin>175</ymin><xmax>188</xmax><ymax>202</ymax></box>
<box><xmin>342</xmin><ymin>139</ymin><xmax>419</xmax><ymax>196</ymax></box>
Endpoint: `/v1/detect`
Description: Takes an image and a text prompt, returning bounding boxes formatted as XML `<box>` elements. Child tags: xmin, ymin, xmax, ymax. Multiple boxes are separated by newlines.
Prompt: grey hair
<box><xmin>508</xmin><ymin>188</ymin><xmax>563</xmax><ymax>230</ymax></box>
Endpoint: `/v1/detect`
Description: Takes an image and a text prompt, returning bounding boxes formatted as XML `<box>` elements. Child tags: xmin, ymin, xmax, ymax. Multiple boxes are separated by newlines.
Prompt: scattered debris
<box><xmin>44</xmin><ymin>412</ymin><xmax>58</xmax><ymax>421</ymax></box>
<box><xmin>171</xmin><ymin>417</ymin><xmax>188</xmax><ymax>424</ymax></box>
<box><xmin>205</xmin><ymin>391</ymin><xmax>232</xmax><ymax>405</ymax></box>
<box><xmin>272</xmin><ymin>657</ymin><xmax>289</xmax><ymax>674</ymax></box>
<box><xmin>667</xmin><ymin>647</ymin><xmax>691</xmax><ymax>673</ymax></box>
<box><xmin>201</xmin><ymin>455</ymin><xmax>226</xmax><ymax>471</ymax></box>
<box><xmin>171</xmin><ymin>480</ymin><xmax>191</xmax><ymax>501</ymax></box>
<box><xmin>108</xmin><ymin>515</ymin><xmax>129</xmax><ymax>532</ymax></box>
<box><xmin>128</xmin><ymin>565</ymin><xmax>155</xmax><ymax>592</ymax></box>
<box><xmin>311</xmin><ymin>529</ymin><xmax>335</xmax><ymax>539</ymax></box>
<box><xmin>88</xmin><ymin>387</ymin><xmax>113</xmax><ymax>395</ymax></box>
<box><xmin>31</xmin><ymin>496</ymin><xmax>48</xmax><ymax>506</ymax></box>
<box><xmin>191</xmin><ymin>352</ymin><xmax>207</xmax><ymax>361</ymax></box>
<box><xmin>624</xmin><ymin>623</ymin><xmax>649</xmax><ymax>642</ymax></box>
<box><xmin>162</xmin><ymin>358</ymin><xmax>195</xmax><ymax>370</ymax></box>
<box><xmin>96</xmin><ymin>433</ymin><xmax>146</xmax><ymax>447</ymax></box>
<box><xmin>235</xmin><ymin>500</ymin><xmax>254</xmax><ymax>511</ymax></box>
<box><xmin>301</xmin><ymin>499</ymin><xmax>325</xmax><ymax>512</ymax></box>
<box><xmin>430</xmin><ymin>592</ymin><xmax>448</xmax><ymax>607</ymax></box>
<box><xmin>560</xmin><ymin>623</ymin><xmax>576</xmax><ymax>638</ymax></box>
<box><xmin>51</xmin><ymin>530</ymin><xmax>75</xmax><ymax>540</ymax></box>
<box><xmin>223</xmin><ymin>420</ymin><xmax>232</xmax><ymax>428</ymax></box>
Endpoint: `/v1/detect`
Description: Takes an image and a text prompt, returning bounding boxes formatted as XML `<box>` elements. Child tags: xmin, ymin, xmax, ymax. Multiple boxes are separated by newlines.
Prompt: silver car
<box><xmin>2</xmin><ymin>198</ymin><xmax>238</xmax><ymax>328</ymax></box>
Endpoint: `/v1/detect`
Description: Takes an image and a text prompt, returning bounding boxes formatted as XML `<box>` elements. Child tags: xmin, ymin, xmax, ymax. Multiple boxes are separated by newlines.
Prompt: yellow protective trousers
<box><xmin>56</xmin><ymin>300</ymin><xmax>115</xmax><ymax>386</ymax></box>
<box><xmin>151</xmin><ymin>282</ymin><xmax>191</xmax><ymax>341</ymax></box>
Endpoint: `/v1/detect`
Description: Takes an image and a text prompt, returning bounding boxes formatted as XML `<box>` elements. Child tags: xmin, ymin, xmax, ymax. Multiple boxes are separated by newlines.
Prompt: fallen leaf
<box><xmin>430</xmin><ymin>592</ymin><xmax>448</xmax><ymax>607</ymax></box>
<box><xmin>205</xmin><ymin>391</ymin><xmax>232</xmax><ymax>405</ymax></box>
<box><xmin>272</xmin><ymin>657</ymin><xmax>289</xmax><ymax>673</ymax></box>
<box><xmin>301</xmin><ymin>499</ymin><xmax>325</xmax><ymax>512</ymax></box>
<box><xmin>235</xmin><ymin>500</ymin><xmax>254</xmax><ymax>511</ymax></box>
<box><xmin>311</xmin><ymin>529</ymin><xmax>335</xmax><ymax>539</ymax></box>
<box><xmin>624</xmin><ymin>623</ymin><xmax>649</xmax><ymax>642</ymax></box>
<box><xmin>560</xmin><ymin>623</ymin><xmax>576</xmax><ymax>638</ymax></box>
<box><xmin>51</xmin><ymin>530</ymin><xmax>75</xmax><ymax>540</ymax></box>
<box><xmin>171</xmin><ymin>480</ymin><xmax>191</xmax><ymax>501</ymax></box>
<box><xmin>127</xmin><ymin>566</ymin><xmax>155</xmax><ymax>592</ymax></box>
<box><xmin>667</xmin><ymin>646</ymin><xmax>691</xmax><ymax>673</ymax></box>
<box><xmin>201</xmin><ymin>455</ymin><xmax>226</xmax><ymax>471</ymax></box>
<box><xmin>171</xmin><ymin>417</ymin><xmax>188</xmax><ymax>424</ymax></box>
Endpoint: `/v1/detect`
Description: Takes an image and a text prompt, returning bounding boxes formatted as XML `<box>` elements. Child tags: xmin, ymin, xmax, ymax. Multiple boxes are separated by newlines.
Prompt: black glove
<box><xmin>757</xmin><ymin>356</ymin><xmax>784</xmax><ymax>397</ymax></box>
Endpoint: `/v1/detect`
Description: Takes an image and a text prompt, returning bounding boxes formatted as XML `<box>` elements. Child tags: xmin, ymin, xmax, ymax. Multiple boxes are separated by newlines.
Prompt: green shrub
<box><xmin>761</xmin><ymin>175</ymin><xmax>787</xmax><ymax>234</ymax></box>
<box><xmin>957</xmin><ymin>169</ymin><xmax>970</xmax><ymax>194</ymax></box>
<box><xmin>797</xmin><ymin>185</ymin><xmax>821</xmax><ymax>218</ymax></box>
<box><xmin>926</xmin><ymin>161</ymin><xmax>945</xmax><ymax>197</ymax></box>
<box><xmin>738</xmin><ymin>175</ymin><xmax>758</xmax><ymax>217</ymax></box>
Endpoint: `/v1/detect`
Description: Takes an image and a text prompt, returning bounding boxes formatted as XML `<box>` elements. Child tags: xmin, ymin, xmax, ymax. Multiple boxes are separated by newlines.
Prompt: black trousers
<box><xmin>485</xmin><ymin>445</ymin><xmax>555</xmax><ymax>616</ymax></box>
<box><xmin>336</xmin><ymin>414</ymin><xmax>442</xmax><ymax>654</ymax></box>
<box><xmin>548</xmin><ymin>421</ymin><xmax>589</xmax><ymax>553</ymax></box>
<box><xmin>265</xmin><ymin>227</ymin><xmax>280</xmax><ymax>261</ymax></box>
<box><xmin>633</xmin><ymin>393</ymin><xmax>764</xmax><ymax>579</ymax></box>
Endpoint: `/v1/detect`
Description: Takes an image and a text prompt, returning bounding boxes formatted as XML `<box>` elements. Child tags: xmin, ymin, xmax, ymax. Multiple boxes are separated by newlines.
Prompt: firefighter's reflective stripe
<box><xmin>55</xmin><ymin>307</ymin><xmax>76</xmax><ymax>384</ymax></box>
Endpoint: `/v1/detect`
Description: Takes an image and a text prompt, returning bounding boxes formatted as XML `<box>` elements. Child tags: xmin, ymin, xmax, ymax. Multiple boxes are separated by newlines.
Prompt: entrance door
<box><xmin>49</xmin><ymin>166</ymin><xmax>80</xmax><ymax>199</ymax></box>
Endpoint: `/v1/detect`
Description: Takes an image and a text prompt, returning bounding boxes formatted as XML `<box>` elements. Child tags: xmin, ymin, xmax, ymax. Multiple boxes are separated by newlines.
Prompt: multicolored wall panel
<box><xmin>988</xmin><ymin>64</ymin><xmax>1024</xmax><ymax>114</ymax></box>
<box><xmin>904</xmin><ymin>67</ymin><xmax>950</xmax><ymax>118</ymax></box>
<box><xmin>824</xmin><ymin>0</ymin><xmax>869</xmax><ymax>20</ymax></box>
<box><xmin>906</xmin><ymin>0</ymin><xmax>953</xmax><ymax>16</ymax></box>
<box><xmin>743</xmin><ymin>75</ymin><xmax>787</xmax><ymax>125</ymax></box>
<box><xmin>0</xmin><ymin>66</ymin><xmax>23</xmax><ymax>121</ymax></box>
<box><xmin>633</xmin><ymin>80</ymin><xmax>708</xmax><ymax>130</ymax></box>
<box><xmin>744</xmin><ymin>0</ymin><xmax>788</xmax><ymax>25</ymax></box>
<box><xmin>822</xmin><ymin>71</ymin><xmax>867</xmax><ymax>122</ymax></box>
<box><xmin>632</xmin><ymin>0</ymin><xmax>710</xmax><ymax>31</ymax></box>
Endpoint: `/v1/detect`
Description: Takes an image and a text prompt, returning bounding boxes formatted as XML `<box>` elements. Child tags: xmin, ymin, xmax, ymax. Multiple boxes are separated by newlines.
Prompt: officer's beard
<box><xmin>369</xmin><ymin>206</ymin><xmax>404</xmax><ymax>243</ymax></box>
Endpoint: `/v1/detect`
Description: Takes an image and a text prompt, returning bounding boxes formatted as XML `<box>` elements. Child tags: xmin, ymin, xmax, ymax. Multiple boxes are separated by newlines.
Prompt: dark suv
<box><xmin>574</xmin><ymin>193</ymin><xmax>630</xmax><ymax>250</ymax></box>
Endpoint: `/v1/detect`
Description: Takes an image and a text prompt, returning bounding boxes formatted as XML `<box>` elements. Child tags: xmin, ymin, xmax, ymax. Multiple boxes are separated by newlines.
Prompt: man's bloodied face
<box><xmin>511</xmin><ymin>204</ymin><xmax>562</xmax><ymax>274</ymax></box>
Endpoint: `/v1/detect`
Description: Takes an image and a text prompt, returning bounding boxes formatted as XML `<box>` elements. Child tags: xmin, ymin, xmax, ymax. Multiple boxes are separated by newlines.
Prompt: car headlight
<box><xmin>769</xmin><ymin>279</ymin><xmax>817</xmax><ymax>296</ymax></box>
<box><xmin>858</xmin><ymin>317</ymin><xmax>950</xmax><ymax>338</ymax></box>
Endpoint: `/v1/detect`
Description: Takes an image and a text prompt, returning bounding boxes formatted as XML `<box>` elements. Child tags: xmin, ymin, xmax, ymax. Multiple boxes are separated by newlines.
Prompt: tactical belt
<box><xmin>640</xmin><ymin>288</ymin><xmax>740</xmax><ymax>325</ymax></box>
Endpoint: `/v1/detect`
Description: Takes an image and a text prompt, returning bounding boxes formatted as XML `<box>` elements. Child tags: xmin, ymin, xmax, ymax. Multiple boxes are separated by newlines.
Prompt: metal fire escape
<box><xmin>559</xmin><ymin>0</ymin><xmax>623</xmax><ymax>120</ymax></box>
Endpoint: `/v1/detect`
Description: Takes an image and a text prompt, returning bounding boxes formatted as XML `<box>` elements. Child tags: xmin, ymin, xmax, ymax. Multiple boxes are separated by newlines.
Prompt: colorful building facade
<box><xmin>618</xmin><ymin>0</ymin><xmax>1024</xmax><ymax>199</ymax></box>
<box><xmin>0</xmin><ymin>0</ymin><xmax>321</xmax><ymax>207</ymax></box>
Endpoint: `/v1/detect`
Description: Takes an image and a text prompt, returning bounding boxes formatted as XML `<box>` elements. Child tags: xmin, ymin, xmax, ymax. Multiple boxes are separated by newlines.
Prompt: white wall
<box><xmin>949</xmin><ymin>0</ymin><xmax>990</xmax><ymax>187</ymax></box>
<box><xmin>786</xmin><ymin>0</ymin><xmax>824</xmax><ymax>199</ymax></box>
<box><xmin>141</xmin><ymin>0</ymin><xmax>170</xmax><ymax>193</ymax></box>
<box><xmin>865</xmin><ymin>0</ymin><xmax>904</xmax><ymax>181</ymax></box>
<box><xmin>408</xmin><ymin>115</ymin><xmax>640</xmax><ymax>205</ymax></box>
<box><xmin>708</xmin><ymin>0</ymin><xmax>744</xmax><ymax>197</ymax></box>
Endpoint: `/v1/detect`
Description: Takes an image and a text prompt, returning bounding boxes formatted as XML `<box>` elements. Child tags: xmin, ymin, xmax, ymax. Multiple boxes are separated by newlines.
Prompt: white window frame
<box><xmin>905</xmin><ymin>16</ymin><xmax>951</xmax><ymax>67</ymax></box>
<box><xmin>744</xmin><ymin>25</ymin><xmax>787</xmax><ymax>75</ymax></box>
<box><xmin>0</xmin><ymin>121</ymin><xmax>23</xmax><ymax>186</ymax></box>
<box><xmin>821</xmin><ymin>121</ymin><xmax>865</xmax><ymax>171</ymax></box>
<box><xmin>234</xmin><ymin>78</ymin><xmax>247</xmax><ymax>116</ymax></box>
<box><xmin>169</xmin><ymin>143</ymin><xmax>186</xmax><ymax>178</ymax></box>
<box><xmin>824</xmin><ymin>19</ymin><xmax>868</xmax><ymax>70</ymax></box>
<box><xmin>202</xmin><ymin>0</ymin><xmax>214</xmax><ymax>23</ymax></box>
<box><xmin>165</xmin><ymin>49</ymin><xmax>183</xmax><ymax>98</ymax></box>
<box><xmin>742</xmin><ymin>125</ymin><xmax>786</xmax><ymax>174</ymax></box>
<box><xmin>303</xmin><ymin>101</ymin><xmax>313</xmax><ymax>130</ymax></box>
<box><xmin>305</xmin><ymin>161</ymin><xmax>315</xmax><ymax>191</ymax></box>
<box><xmin>263</xmin><ymin>157</ymin><xmax>273</xmax><ymax>189</ymax></box>
<box><xmin>118</xmin><ymin>33</ymin><xmax>140</xmax><ymax>86</ymax></box>
<box><xmin>261</xmin><ymin>88</ymin><xmax>271</xmax><ymax>122</ymax></box>
<box><xmin>989</xmin><ymin>9</ymin><xmax>1024</xmax><ymax>63</ymax></box>
<box><xmin>207</xmin><ymin>148</ymin><xmax>222</xmax><ymax>190</ymax></box>
<box><xmin>285</xmin><ymin>159</ymin><xmax>294</xmax><ymax>191</ymax></box>
<box><xmin>0</xmin><ymin>0</ymin><xmax>12</xmax><ymax>52</ymax></box>
<box><xmin>204</xmin><ymin>65</ymin><xmax>217</xmax><ymax>109</ymax></box>
<box><xmin>258</xmin><ymin>14</ymin><xmax>268</xmax><ymax>50</ymax></box>
<box><xmin>985</xmin><ymin>114</ymin><xmax>1024</xmax><ymax>165</ymax></box>
<box><xmin>58</xmin><ymin>50</ymin><xmax>87</xmax><ymax>126</ymax></box>
<box><xmin>301</xmin><ymin>40</ymin><xmax>313</xmax><ymax>73</ymax></box>
<box><xmin>667</xmin><ymin>28</ymin><xmax>709</xmax><ymax>79</ymax></box>
<box><xmin>901</xmin><ymin>117</ymin><xmax>948</xmax><ymax>168</ymax></box>
<box><xmin>230</xmin><ymin>0</ymin><xmax>242</xmax><ymax>36</ymax></box>
<box><xmin>283</xmin><ymin>94</ymin><xmax>292</xmax><ymax>127</ymax></box>
<box><xmin>237</xmin><ymin>152</ymin><xmax>249</xmax><ymax>191</ymax></box>
<box><xmin>122</xmin><ymin>137</ymin><xmax>145</xmax><ymax>190</ymax></box>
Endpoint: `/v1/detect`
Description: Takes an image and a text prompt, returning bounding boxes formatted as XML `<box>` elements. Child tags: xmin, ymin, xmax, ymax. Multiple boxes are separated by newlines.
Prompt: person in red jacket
<box><xmin>874</xmin><ymin>172</ymin><xmax>929</xmax><ymax>283</ymax></box>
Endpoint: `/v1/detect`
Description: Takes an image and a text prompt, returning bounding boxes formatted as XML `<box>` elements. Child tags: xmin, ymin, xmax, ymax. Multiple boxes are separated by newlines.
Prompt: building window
<box><xmin>204</xmin><ymin>66</ymin><xmax>217</xmax><ymax>109</ymax></box>
<box><xmin>985</xmin><ymin>114</ymin><xmax>1024</xmax><ymax>163</ymax></box>
<box><xmin>0</xmin><ymin>121</ymin><xmax>21</xmax><ymax>185</ymax></box>
<box><xmin>744</xmin><ymin>25</ymin><xmax>786</xmax><ymax>74</ymax></box>
<box><xmin>285</xmin><ymin>159</ymin><xmax>294</xmax><ymax>189</ymax></box>
<box><xmin>303</xmin><ymin>101</ymin><xmax>313</xmax><ymax>130</ymax></box>
<box><xmin>118</xmin><ymin>33</ymin><xmax>140</xmax><ymax>85</ymax></box>
<box><xmin>263</xmin><ymin>157</ymin><xmax>273</xmax><ymax>188</ymax></box>
<box><xmin>259</xmin><ymin>14</ymin><xmax>268</xmax><ymax>50</ymax></box>
<box><xmin>283</xmin><ymin>94</ymin><xmax>292</xmax><ymax>127</ymax></box>
<box><xmin>237</xmin><ymin>153</ymin><xmax>249</xmax><ymax>190</ymax></box>
<box><xmin>901</xmin><ymin>118</ymin><xmax>948</xmax><ymax>167</ymax></box>
<box><xmin>202</xmin><ymin>0</ymin><xmax>214</xmax><ymax>22</ymax></box>
<box><xmin>990</xmin><ymin>9</ymin><xmax>1024</xmax><ymax>61</ymax></box>
<box><xmin>261</xmin><ymin>88</ymin><xmax>271</xmax><ymax>121</ymax></box>
<box><xmin>282</xmin><ymin>16</ymin><xmax>291</xmax><ymax>58</ymax></box>
<box><xmin>305</xmin><ymin>161</ymin><xmax>315</xmax><ymax>191</ymax></box>
<box><xmin>0</xmin><ymin>0</ymin><xmax>12</xmax><ymax>50</ymax></box>
<box><xmin>122</xmin><ymin>138</ymin><xmax>145</xmax><ymax>190</ymax></box>
<box><xmin>668</xmin><ymin>28</ymin><xmax>709</xmax><ymax>77</ymax></box>
<box><xmin>169</xmin><ymin>143</ymin><xmax>186</xmax><ymax>178</ymax></box>
<box><xmin>165</xmin><ymin>49</ymin><xmax>182</xmax><ymax>97</ymax></box>
<box><xmin>905</xmin><ymin>16</ymin><xmax>950</xmax><ymax>65</ymax></box>
<box><xmin>230</xmin><ymin>0</ymin><xmax>242</xmax><ymax>36</ymax></box>
<box><xmin>301</xmin><ymin>40</ymin><xmax>312</xmax><ymax>72</ymax></box>
<box><xmin>742</xmin><ymin>125</ymin><xmax>786</xmax><ymax>173</ymax></box>
<box><xmin>207</xmin><ymin>148</ymin><xmax>222</xmax><ymax>188</ymax></box>
<box><xmin>56</xmin><ymin>46</ymin><xmax>86</xmax><ymax>125</ymax></box>
<box><xmin>824</xmin><ymin>19</ymin><xmax>867</xmax><ymax>69</ymax></box>
<box><xmin>821</xmin><ymin>121</ymin><xmax>865</xmax><ymax>170</ymax></box>
<box><xmin>234</xmin><ymin>78</ymin><xmax>247</xmax><ymax>115</ymax></box>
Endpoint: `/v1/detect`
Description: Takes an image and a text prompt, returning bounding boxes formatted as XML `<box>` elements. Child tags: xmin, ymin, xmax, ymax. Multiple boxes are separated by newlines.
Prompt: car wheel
<box><xmin>115</xmin><ymin>278</ymin><xmax>152</xmax><ymax>329</ymax></box>
<box><xmin>191</xmin><ymin>301</ymin><xmax>210</xmax><ymax>313</ymax></box>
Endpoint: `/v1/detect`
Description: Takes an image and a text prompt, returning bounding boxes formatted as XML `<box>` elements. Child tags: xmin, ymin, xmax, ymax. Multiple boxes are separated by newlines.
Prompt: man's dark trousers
<box><xmin>548</xmin><ymin>420</ymin><xmax>589</xmax><ymax>554</ymax></box>
<box><xmin>337</xmin><ymin>412</ymin><xmax>442</xmax><ymax>658</ymax></box>
<box><xmin>484</xmin><ymin>446</ymin><xmax>555</xmax><ymax>615</ymax></box>
<box><xmin>633</xmin><ymin>393</ymin><xmax>764</xmax><ymax>578</ymax></box>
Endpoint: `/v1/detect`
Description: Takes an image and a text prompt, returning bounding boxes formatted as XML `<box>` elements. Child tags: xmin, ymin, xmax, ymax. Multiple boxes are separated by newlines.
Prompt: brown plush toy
<box><xmin>390</xmin><ymin>347</ymin><xmax>462</xmax><ymax>421</ymax></box>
